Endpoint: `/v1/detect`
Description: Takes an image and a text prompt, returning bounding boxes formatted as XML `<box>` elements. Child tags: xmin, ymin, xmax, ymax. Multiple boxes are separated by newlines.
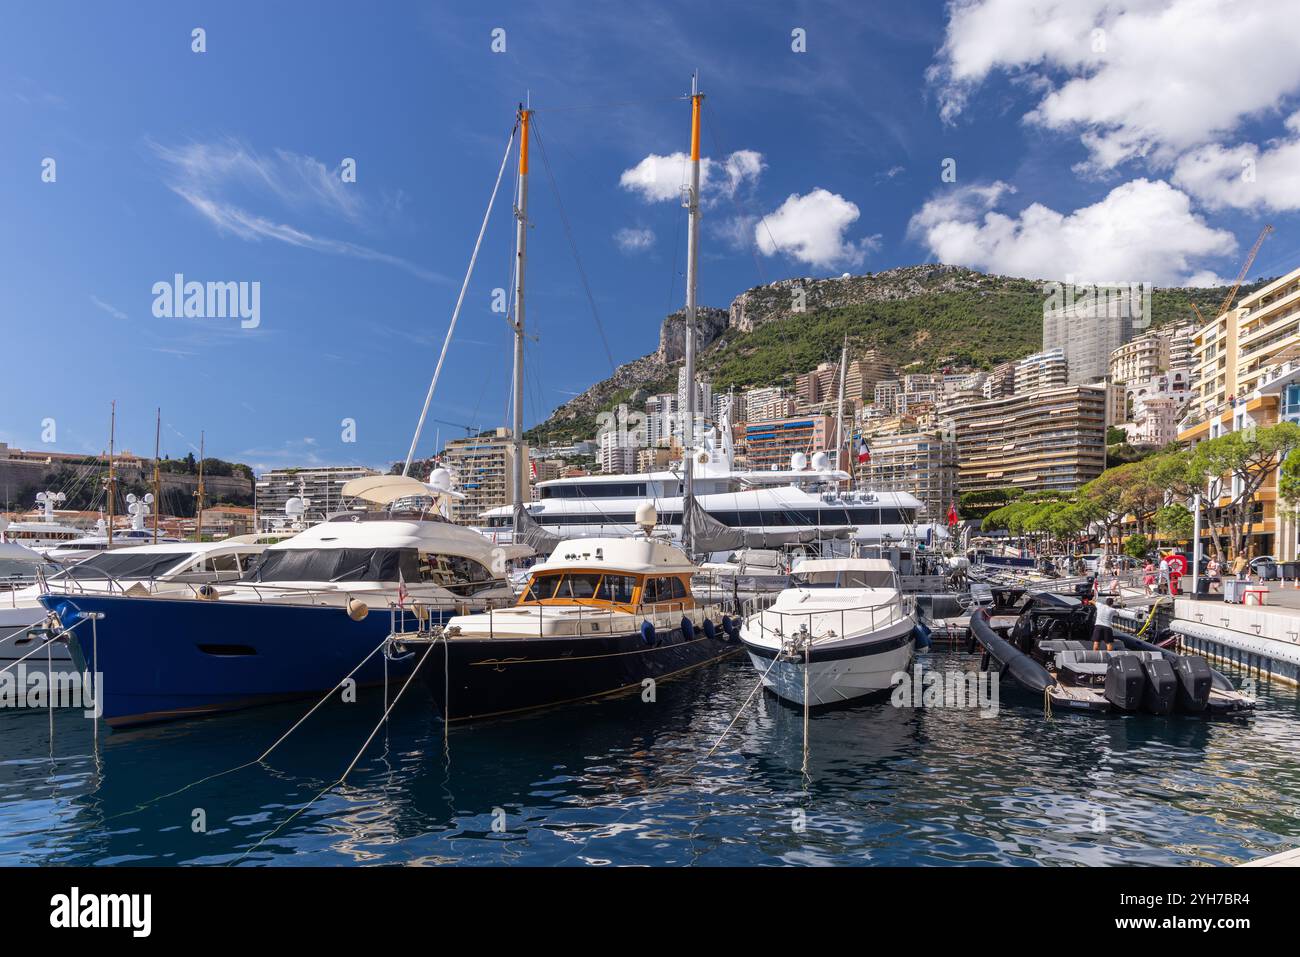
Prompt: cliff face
<box><xmin>727</xmin><ymin>264</ymin><xmax>1011</xmax><ymax>332</ymax></box>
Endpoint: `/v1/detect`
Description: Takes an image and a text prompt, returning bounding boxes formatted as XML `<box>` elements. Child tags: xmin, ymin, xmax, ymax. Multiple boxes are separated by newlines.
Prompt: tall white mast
<box><xmin>835</xmin><ymin>333</ymin><xmax>848</xmax><ymax>476</ymax></box>
<box><xmin>512</xmin><ymin>105</ymin><xmax>531</xmax><ymax>507</ymax></box>
<box><xmin>682</xmin><ymin>73</ymin><xmax>703</xmax><ymax>552</ymax></box>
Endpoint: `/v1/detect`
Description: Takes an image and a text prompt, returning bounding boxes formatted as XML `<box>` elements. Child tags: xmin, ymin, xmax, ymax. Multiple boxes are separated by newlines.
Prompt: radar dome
<box><xmin>790</xmin><ymin>452</ymin><xmax>808</xmax><ymax>471</ymax></box>
<box><xmin>810</xmin><ymin>451</ymin><xmax>830</xmax><ymax>471</ymax></box>
<box><xmin>428</xmin><ymin>468</ymin><xmax>453</xmax><ymax>492</ymax></box>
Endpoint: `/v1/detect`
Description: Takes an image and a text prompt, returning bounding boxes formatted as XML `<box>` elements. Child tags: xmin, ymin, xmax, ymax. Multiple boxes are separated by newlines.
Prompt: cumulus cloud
<box><xmin>755</xmin><ymin>189</ymin><xmax>878</xmax><ymax>270</ymax></box>
<box><xmin>1173</xmin><ymin>112</ymin><xmax>1300</xmax><ymax>212</ymax></box>
<box><xmin>619</xmin><ymin>149</ymin><xmax>764</xmax><ymax>203</ymax></box>
<box><xmin>907</xmin><ymin>178</ymin><xmax>1237</xmax><ymax>285</ymax></box>
<box><xmin>930</xmin><ymin>0</ymin><xmax>1300</xmax><ymax>170</ymax></box>
<box><xmin>614</xmin><ymin>227</ymin><xmax>655</xmax><ymax>252</ymax></box>
<box><xmin>149</xmin><ymin>139</ymin><xmax>443</xmax><ymax>283</ymax></box>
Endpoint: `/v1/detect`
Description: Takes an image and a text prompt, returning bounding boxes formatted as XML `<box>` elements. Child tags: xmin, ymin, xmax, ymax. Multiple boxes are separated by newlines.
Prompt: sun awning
<box><xmin>340</xmin><ymin>475</ymin><xmax>437</xmax><ymax>506</ymax></box>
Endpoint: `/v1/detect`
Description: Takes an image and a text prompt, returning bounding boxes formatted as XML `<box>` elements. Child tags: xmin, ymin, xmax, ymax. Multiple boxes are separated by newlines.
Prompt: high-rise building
<box><xmin>744</xmin><ymin>386</ymin><xmax>794</xmax><ymax>422</ymax></box>
<box><xmin>943</xmin><ymin>384</ymin><xmax>1108</xmax><ymax>495</ymax></box>
<box><xmin>443</xmin><ymin>428</ymin><xmax>525</xmax><ymax>525</ymax></box>
<box><xmin>873</xmin><ymin>379</ymin><xmax>900</xmax><ymax>414</ymax></box>
<box><xmin>982</xmin><ymin>362</ymin><xmax>1015</xmax><ymax>399</ymax></box>
<box><xmin>1108</xmin><ymin>330</ymin><xmax>1169</xmax><ymax>385</ymax></box>
<box><xmin>1044</xmin><ymin>288</ymin><xmax>1141</xmax><ymax>385</ymax></box>
<box><xmin>598</xmin><ymin>429</ymin><xmax>639</xmax><ymax>475</ymax></box>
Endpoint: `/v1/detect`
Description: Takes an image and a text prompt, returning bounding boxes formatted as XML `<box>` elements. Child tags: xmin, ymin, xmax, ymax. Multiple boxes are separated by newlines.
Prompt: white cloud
<box><xmin>755</xmin><ymin>189</ymin><xmax>878</xmax><ymax>270</ymax></box>
<box><xmin>89</xmin><ymin>295</ymin><xmax>127</xmax><ymax>320</ymax></box>
<box><xmin>614</xmin><ymin>227</ymin><xmax>655</xmax><ymax>252</ymax></box>
<box><xmin>150</xmin><ymin>139</ymin><xmax>444</xmax><ymax>283</ymax></box>
<box><xmin>907</xmin><ymin>178</ymin><xmax>1237</xmax><ymax>285</ymax></box>
<box><xmin>619</xmin><ymin>149</ymin><xmax>764</xmax><ymax>203</ymax></box>
<box><xmin>930</xmin><ymin>0</ymin><xmax>1300</xmax><ymax>170</ymax></box>
<box><xmin>1173</xmin><ymin>112</ymin><xmax>1300</xmax><ymax>212</ymax></box>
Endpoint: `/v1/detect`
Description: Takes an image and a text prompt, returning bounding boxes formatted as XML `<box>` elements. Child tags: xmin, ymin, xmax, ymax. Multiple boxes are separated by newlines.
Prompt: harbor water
<box><xmin>3</xmin><ymin>650</ymin><xmax>1299</xmax><ymax>866</ymax></box>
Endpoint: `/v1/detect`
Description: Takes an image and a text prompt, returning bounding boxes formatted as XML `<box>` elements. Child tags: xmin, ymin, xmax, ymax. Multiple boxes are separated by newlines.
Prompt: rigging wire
<box><xmin>402</xmin><ymin>121</ymin><xmax>519</xmax><ymax>474</ymax></box>
<box><xmin>529</xmin><ymin>116</ymin><xmax>617</xmax><ymax>374</ymax></box>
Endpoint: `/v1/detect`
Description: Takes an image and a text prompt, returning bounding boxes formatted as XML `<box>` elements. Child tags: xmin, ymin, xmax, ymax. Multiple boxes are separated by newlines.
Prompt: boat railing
<box><xmin>389</xmin><ymin>593</ymin><xmax>741</xmax><ymax>642</ymax></box>
<box><xmin>744</xmin><ymin>593</ymin><xmax>914</xmax><ymax>644</ymax></box>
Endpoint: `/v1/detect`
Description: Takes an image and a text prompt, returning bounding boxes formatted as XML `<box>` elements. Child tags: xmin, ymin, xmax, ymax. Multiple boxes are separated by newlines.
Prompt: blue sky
<box><xmin>4</xmin><ymin>0</ymin><xmax>1299</xmax><ymax>473</ymax></box>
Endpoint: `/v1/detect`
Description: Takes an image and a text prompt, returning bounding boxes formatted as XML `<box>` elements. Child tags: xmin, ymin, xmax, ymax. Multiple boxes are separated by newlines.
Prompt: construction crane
<box><xmin>1216</xmin><ymin>224</ymin><xmax>1273</xmax><ymax>317</ymax></box>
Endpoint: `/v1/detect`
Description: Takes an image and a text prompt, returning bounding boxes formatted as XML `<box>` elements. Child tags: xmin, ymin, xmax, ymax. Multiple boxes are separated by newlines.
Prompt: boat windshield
<box><xmin>0</xmin><ymin>557</ymin><xmax>55</xmax><ymax>580</ymax></box>
<box><xmin>792</xmin><ymin>569</ymin><xmax>896</xmax><ymax>589</ymax></box>
<box><xmin>520</xmin><ymin>571</ymin><xmax>638</xmax><ymax>604</ymax></box>
<box><xmin>52</xmin><ymin>551</ymin><xmax>196</xmax><ymax>581</ymax></box>
<box><xmin>241</xmin><ymin>547</ymin><xmax>419</xmax><ymax>583</ymax></box>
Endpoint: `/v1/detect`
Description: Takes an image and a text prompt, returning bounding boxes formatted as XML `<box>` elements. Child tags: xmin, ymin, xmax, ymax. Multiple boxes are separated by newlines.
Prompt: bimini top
<box><xmin>532</xmin><ymin>536</ymin><xmax>696</xmax><ymax>576</ymax></box>
<box><xmin>268</xmin><ymin>513</ymin><xmax>501</xmax><ymax>565</ymax></box>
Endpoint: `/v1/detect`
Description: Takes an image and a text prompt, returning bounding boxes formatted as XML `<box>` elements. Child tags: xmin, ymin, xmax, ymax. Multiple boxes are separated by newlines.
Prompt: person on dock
<box><xmin>1157</xmin><ymin>555</ymin><xmax>1171</xmax><ymax>594</ymax></box>
<box><xmin>1092</xmin><ymin>597</ymin><xmax>1118</xmax><ymax>651</ymax></box>
<box><xmin>1206</xmin><ymin>554</ymin><xmax>1222</xmax><ymax>593</ymax></box>
<box><xmin>1143</xmin><ymin>559</ymin><xmax>1156</xmax><ymax>596</ymax></box>
<box><xmin>1231</xmin><ymin>550</ymin><xmax>1249</xmax><ymax>582</ymax></box>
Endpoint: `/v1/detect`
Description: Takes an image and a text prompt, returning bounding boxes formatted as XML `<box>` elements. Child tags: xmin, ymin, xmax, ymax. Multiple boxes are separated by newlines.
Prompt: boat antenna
<box><xmin>682</xmin><ymin>71</ymin><xmax>703</xmax><ymax>556</ymax></box>
<box><xmin>105</xmin><ymin>400</ymin><xmax>116</xmax><ymax>548</ymax></box>
<box><xmin>153</xmin><ymin>407</ymin><xmax>161</xmax><ymax>544</ymax></box>
<box><xmin>194</xmin><ymin>430</ymin><xmax>205</xmax><ymax>543</ymax></box>
<box><xmin>512</xmin><ymin>103</ymin><xmax>531</xmax><ymax>508</ymax></box>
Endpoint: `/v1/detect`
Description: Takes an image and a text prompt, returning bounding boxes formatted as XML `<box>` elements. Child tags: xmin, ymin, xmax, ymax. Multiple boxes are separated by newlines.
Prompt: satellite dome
<box><xmin>790</xmin><ymin>452</ymin><xmax>808</xmax><ymax>471</ymax></box>
<box><xmin>810</xmin><ymin>451</ymin><xmax>830</xmax><ymax>471</ymax></box>
<box><xmin>428</xmin><ymin>467</ymin><xmax>453</xmax><ymax>492</ymax></box>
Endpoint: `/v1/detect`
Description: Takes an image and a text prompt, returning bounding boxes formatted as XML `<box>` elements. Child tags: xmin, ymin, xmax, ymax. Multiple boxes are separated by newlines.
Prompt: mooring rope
<box><xmin>102</xmin><ymin>634</ymin><xmax>393</xmax><ymax>822</ymax></box>
<box><xmin>230</xmin><ymin>638</ymin><xmax>439</xmax><ymax>865</ymax></box>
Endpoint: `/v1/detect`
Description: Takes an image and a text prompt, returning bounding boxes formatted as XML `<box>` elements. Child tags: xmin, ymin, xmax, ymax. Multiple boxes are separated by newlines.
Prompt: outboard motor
<box><xmin>1141</xmin><ymin>657</ymin><xmax>1177</xmax><ymax>715</ymax></box>
<box><xmin>1104</xmin><ymin>656</ymin><xmax>1146</xmax><ymax>711</ymax></box>
<box><xmin>1173</xmin><ymin>656</ymin><xmax>1213</xmax><ymax>713</ymax></box>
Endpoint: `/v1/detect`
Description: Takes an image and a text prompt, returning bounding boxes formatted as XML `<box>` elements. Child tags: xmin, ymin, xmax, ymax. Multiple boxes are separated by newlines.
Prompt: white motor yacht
<box><xmin>739</xmin><ymin>557</ymin><xmax>916</xmax><ymax>706</ymax></box>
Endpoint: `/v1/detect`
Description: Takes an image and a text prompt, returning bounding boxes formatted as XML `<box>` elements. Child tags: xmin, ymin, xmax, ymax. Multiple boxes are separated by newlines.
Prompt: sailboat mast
<box><xmin>512</xmin><ymin>105</ymin><xmax>530</xmax><ymax>508</ymax></box>
<box><xmin>682</xmin><ymin>73</ymin><xmax>703</xmax><ymax>553</ymax></box>
<box><xmin>152</xmin><ymin>407</ymin><xmax>161</xmax><ymax>544</ymax></box>
<box><xmin>835</xmin><ymin>334</ymin><xmax>848</xmax><ymax>476</ymax></box>
<box><xmin>194</xmin><ymin>431</ymin><xmax>205</xmax><ymax>543</ymax></box>
<box><xmin>106</xmin><ymin>400</ymin><xmax>116</xmax><ymax>547</ymax></box>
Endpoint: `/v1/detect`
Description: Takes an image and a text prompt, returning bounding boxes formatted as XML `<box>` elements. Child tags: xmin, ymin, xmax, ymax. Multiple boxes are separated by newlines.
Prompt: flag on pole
<box><xmin>529</xmin><ymin>459</ymin><xmax>537</xmax><ymax>481</ymax></box>
<box><xmin>857</xmin><ymin>437</ymin><xmax>871</xmax><ymax>464</ymax></box>
<box><xmin>397</xmin><ymin>569</ymin><xmax>408</xmax><ymax>610</ymax></box>
<box><xmin>946</xmin><ymin>502</ymin><xmax>959</xmax><ymax>527</ymax></box>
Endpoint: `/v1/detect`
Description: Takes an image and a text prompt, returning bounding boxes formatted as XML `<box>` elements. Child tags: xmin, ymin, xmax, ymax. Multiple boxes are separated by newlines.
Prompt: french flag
<box><xmin>857</xmin><ymin>437</ymin><xmax>871</xmax><ymax>464</ymax></box>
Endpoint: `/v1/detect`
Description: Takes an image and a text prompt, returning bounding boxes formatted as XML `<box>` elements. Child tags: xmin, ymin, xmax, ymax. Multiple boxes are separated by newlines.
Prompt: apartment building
<box><xmin>943</xmin><ymin>383</ymin><xmax>1108</xmax><ymax>495</ymax></box>
<box><xmin>856</xmin><ymin>430</ymin><xmax>958</xmax><ymax>521</ymax></box>
<box><xmin>742</xmin><ymin>386</ymin><xmax>793</xmax><ymax>423</ymax></box>
<box><xmin>873</xmin><ymin>380</ymin><xmax>900</xmax><ymax>415</ymax></box>
<box><xmin>1178</xmin><ymin>265</ymin><xmax>1300</xmax><ymax>559</ymax></box>
<box><xmin>443</xmin><ymin>428</ymin><xmax>525</xmax><ymax>524</ymax></box>
<box><xmin>255</xmin><ymin>465</ymin><xmax>380</xmax><ymax>529</ymax></box>
<box><xmin>743</xmin><ymin>414</ymin><xmax>833</xmax><ymax>470</ymax></box>
<box><xmin>1013</xmin><ymin>348</ymin><xmax>1068</xmax><ymax>394</ymax></box>
<box><xmin>1108</xmin><ymin>331</ymin><xmax>1168</xmax><ymax>385</ymax></box>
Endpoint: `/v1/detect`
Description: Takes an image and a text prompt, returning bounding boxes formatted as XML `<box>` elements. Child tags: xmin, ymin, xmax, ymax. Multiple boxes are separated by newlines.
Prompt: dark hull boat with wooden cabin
<box><xmin>969</xmin><ymin>591</ymin><xmax>1253</xmax><ymax>716</ymax></box>
<box><xmin>395</xmin><ymin>526</ymin><xmax>739</xmax><ymax>722</ymax></box>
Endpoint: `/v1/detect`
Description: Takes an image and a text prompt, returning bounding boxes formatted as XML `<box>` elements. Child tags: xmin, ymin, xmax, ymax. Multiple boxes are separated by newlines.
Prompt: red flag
<box><xmin>946</xmin><ymin>502</ymin><xmax>959</xmax><ymax>527</ymax></box>
<box><xmin>857</xmin><ymin>437</ymin><xmax>871</xmax><ymax>464</ymax></box>
<box><xmin>397</xmin><ymin>570</ymin><xmax>408</xmax><ymax>610</ymax></box>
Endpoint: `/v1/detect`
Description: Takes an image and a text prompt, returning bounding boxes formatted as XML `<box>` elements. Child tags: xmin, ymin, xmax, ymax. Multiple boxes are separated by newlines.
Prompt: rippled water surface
<box><xmin>2</xmin><ymin>650</ymin><xmax>1299</xmax><ymax>866</ymax></box>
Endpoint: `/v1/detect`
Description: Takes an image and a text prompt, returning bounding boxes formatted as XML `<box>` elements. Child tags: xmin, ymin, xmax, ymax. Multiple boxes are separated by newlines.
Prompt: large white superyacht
<box><xmin>480</xmin><ymin>418</ymin><xmax>943</xmax><ymax>558</ymax></box>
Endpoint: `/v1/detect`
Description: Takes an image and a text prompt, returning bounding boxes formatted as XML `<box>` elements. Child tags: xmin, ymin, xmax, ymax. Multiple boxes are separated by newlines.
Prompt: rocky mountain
<box><xmin>525</xmin><ymin>263</ymin><xmax>1248</xmax><ymax>446</ymax></box>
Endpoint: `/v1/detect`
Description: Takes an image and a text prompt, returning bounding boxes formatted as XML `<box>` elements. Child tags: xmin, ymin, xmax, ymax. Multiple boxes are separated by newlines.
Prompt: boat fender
<box><xmin>197</xmin><ymin>583</ymin><xmax>219</xmax><ymax>601</ymax></box>
<box><xmin>721</xmin><ymin>616</ymin><xmax>740</xmax><ymax>640</ymax></box>
<box><xmin>702</xmin><ymin>619</ymin><xmax>717</xmax><ymax>641</ymax></box>
<box><xmin>641</xmin><ymin>620</ymin><xmax>656</xmax><ymax>645</ymax></box>
<box><xmin>347</xmin><ymin>599</ymin><xmax>369</xmax><ymax>621</ymax></box>
<box><xmin>680</xmin><ymin>617</ymin><xmax>695</xmax><ymax>640</ymax></box>
<box><xmin>912</xmin><ymin>621</ymin><xmax>932</xmax><ymax>649</ymax></box>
